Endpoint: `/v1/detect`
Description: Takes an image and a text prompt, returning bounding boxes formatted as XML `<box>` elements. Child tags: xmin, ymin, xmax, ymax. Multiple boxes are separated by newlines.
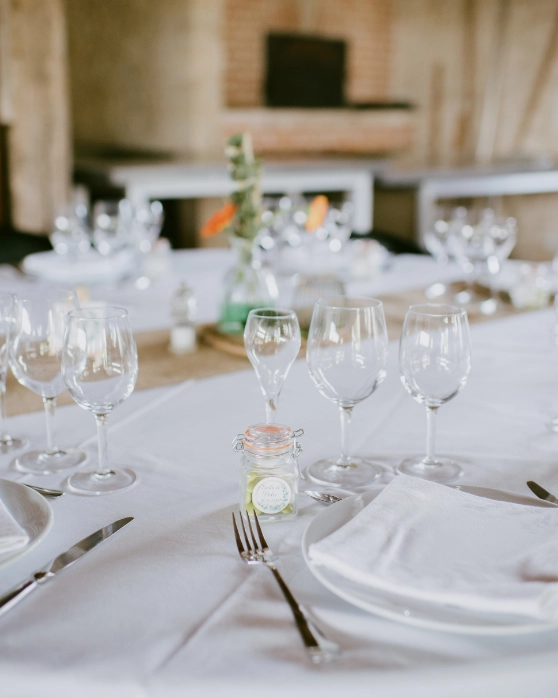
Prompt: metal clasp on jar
<box><xmin>232</xmin><ymin>434</ymin><xmax>245</xmax><ymax>452</ymax></box>
<box><xmin>292</xmin><ymin>428</ymin><xmax>305</xmax><ymax>478</ymax></box>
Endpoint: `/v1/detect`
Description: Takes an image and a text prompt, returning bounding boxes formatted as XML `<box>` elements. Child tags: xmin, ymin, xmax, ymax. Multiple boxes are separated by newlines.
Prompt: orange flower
<box><xmin>201</xmin><ymin>202</ymin><xmax>237</xmax><ymax>238</ymax></box>
<box><xmin>305</xmin><ymin>195</ymin><xmax>329</xmax><ymax>232</ymax></box>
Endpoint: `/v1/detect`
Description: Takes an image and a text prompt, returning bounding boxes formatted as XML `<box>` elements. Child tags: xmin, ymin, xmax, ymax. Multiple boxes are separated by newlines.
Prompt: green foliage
<box><xmin>223</xmin><ymin>133</ymin><xmax>262</xmax><ymax>241</ymax></box>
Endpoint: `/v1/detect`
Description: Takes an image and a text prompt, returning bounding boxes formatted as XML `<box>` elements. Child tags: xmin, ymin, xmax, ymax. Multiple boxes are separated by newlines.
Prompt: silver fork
<box><xmin>232</xmin><ymin>510</ymin><xmax>341</xmax><ymax>664</ymax></box>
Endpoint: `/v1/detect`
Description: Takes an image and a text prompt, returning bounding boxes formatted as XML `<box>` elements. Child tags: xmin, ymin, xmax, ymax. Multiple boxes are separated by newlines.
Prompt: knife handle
<box><xmin>0</xmin><ymin>579</ymin><xmax>38</xmax><ymax>619</ymax></box>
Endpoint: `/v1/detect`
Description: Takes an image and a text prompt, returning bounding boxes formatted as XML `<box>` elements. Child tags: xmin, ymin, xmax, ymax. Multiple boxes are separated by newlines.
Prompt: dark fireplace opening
<box><xmin>265</xmin><ymin>33</ymin><xmax>346</xmax><ymax>108</ymax></box>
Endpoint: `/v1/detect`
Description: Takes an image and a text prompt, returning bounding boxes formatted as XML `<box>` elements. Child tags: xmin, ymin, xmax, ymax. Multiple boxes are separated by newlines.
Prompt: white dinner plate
<box><xmin>0</xmin><ymin>479</ymin><xmax>53</xmax><ymax>569</ymax></box>
<box><xmin>302</xmin><ymin>485</ymin><xmax>558</xmax><ymax>635</ymax></box>
<box><xmin>21</xmin><ymin>249</ymin><xmax>135</xmax><ymax>285</ymax></box>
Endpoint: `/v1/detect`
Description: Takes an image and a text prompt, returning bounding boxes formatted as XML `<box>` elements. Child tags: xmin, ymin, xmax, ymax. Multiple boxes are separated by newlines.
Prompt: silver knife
<box><xmin>526</xmin><ymin>481</ymin><xmax>558</xmax><ymax>505</ymax></box>
<box><xmin>24</xmin><ymin>484</ymin><xmax>65</xmax><ymax>498</ymax></box>
<box><xmin>0</xmin><ymin>516</ymin><xmax>133</xmax><ymax>619</ymax></box>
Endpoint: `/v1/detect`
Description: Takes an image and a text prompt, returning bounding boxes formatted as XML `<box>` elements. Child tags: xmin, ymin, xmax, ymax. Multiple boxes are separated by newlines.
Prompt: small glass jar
<box><xmin>233</xmin><ymin>423</ymin><xmax>303</xmax><ymax>522</ymax></box>
<box><xmin>169</xmin><ymin>281</ymin><xmax>197</xmax><ymax>354</ymax></box>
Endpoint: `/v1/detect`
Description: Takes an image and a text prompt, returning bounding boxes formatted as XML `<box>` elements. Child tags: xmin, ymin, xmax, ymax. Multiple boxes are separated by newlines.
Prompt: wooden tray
<box><xmin>198</xmin><ymin>324</ymin><xmax>248</xmax><ymax>358</ymax></box>
<box><xmin>199</xmin><ymin>323</ymin><xmax>307</xmax><ymax>359</ymax></box>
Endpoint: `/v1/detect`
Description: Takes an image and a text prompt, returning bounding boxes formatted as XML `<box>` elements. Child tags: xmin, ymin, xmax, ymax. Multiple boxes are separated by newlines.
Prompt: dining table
<box><xmin>0</xmin><ymin>249</ymin><xmax>558</xmax><ymax>697</ymax></box>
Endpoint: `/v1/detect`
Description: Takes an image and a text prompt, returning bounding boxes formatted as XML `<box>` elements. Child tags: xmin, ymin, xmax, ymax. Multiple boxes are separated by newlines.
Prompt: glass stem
<box><xmin>95</xmin><ymin>414</ymin><xmax>112</xmax><ymax>477</ymax></box>
<box><xmin>338</xmin><ymin>405</ymin><xmax>353</xmax><ymax>467</ymax></box>
<box><xmin>0</xmin><ymin>378</ymin><xmax>10</xmax><ymax>443</ymax></box>
<box><xmin>43</xmin><ymin>397</ymin><xmax>60</xmax><ymax>456</ymax></box>
<box><xmin>425</xmin><ymin>406</ymin><xmax>438</xmax><ymax>465</ymax></box>
<box><xmin>265</xmin><ymin>396</ymin><xmax>278</xmax><ymax>424</ymax></box>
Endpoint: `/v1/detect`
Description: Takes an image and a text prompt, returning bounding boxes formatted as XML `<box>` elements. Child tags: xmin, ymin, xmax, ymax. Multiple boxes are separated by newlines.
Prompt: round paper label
<box><xmin>252</xmin><ymin>477</ymin><xmax>292</xmax><ymax>514</ymax></box>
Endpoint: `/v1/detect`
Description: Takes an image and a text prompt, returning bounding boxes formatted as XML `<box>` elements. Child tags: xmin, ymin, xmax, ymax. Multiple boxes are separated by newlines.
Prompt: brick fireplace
<box><xmin>220</xmin><ymin>0</ymin><xmax>415</xmax><ymax>156</ymax></box>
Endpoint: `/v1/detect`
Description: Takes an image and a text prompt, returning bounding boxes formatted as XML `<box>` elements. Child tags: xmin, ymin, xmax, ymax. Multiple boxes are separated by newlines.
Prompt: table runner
<box><xmin>5</xmin><ymin>284</ymin><xmax>526</xmax><ymax>417</ymax></box>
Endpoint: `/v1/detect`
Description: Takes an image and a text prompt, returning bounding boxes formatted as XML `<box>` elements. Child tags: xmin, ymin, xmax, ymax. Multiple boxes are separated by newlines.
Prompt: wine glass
<box><xmin>62</xmin><ymin>306</ymin><xmax>138</xmax><ymax>494</ymax></box>
<box><xmin>398</xmin><ymin>303</ymin><xmax>471</xmax><ymax>483</ymax></box>
<box><xmin>292</xmin><ymin>274</ymin><xmax>345</xmax><ymax>332</ymax></box>
<box><xmin>450</xmin><ymin>208</ymin><xmax>494</xmax><ymax>305</ymax></box>
<box><xmin>244</xmin><ymin>308</ymin><xmax>301</xmax><ymax>423</ymax></box>
<box><xmin>10</xmin><ymin>292</ymin><xmax>87</xmax><ymax>473</ymax></box>
<box><xmin>92</xmin><ymin>199</ymin><xmax>132</xmax><ymax>256</ymax></box>
<box><xmin>424</xmin><ymin>206</ymin><xmax>466</xmax><ymax>299</ymax></box>
<box><xmin>306</xmin><ymin>297</ymin><xmax>389</xmax><ymax>487</ymax></box>
<box><xmin>131</xmin><ymin>200</ymin><xmax>165</xmax><ymax>254</ymax></box>
<box><xmin>0</xmin><ymin>292</ymin><xmax>28</xmax><ymax>453</ymax></box>
<box><xmin>50</xmin><ymin>203</ymin><xmax>91</xmax><ymax>256</ymax></box>
<box><xmin>480</xmin><ymin>215</ymin><xmax>517</xmax><ymax>315</ymax></box>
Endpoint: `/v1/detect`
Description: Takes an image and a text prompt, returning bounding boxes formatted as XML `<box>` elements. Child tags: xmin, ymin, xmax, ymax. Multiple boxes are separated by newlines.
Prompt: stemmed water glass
<box><xmin>10</xmin><ymin>292</ymin><xmax>87</xmax><ymax>473</ymax></box>
<box><xmin>481</xmin><ymin>214</ymin><xmax>517</xmax><ymax>314</ymax></box>
<box><xmin>62</xmin><ymin>307</ymin><xmax>138</xmax><ymax>494</ymax></box>
<box><xmin>92</xmin><ymin>200</ymin><xmax>132</xmax><ymax>256</ymax></box>
<box><xmin>0</xmin><ymin>292</ymin><xmax>28</xmax><ymax>454</ymax></box>
<box><xmin>424</xmin><ymin>206</ymin><xmax>466</xmax><ymax>300</ymax></box>
<box><xmin>244</xmin><ymin>308</ymin><xmax>301</xmax><ymax>423</ymax></box>
<box><xmin>398</xmin><ymin>304</ymin><xmax>471</xmax><ymax>483</ymax></box>
<box><xmin>306</xmin><ymin>297</ymin><xmax>389</xmax><ymax>487</ymax></box>
<box><xmin>131</xmin><ymin>200</ymin><xmax>165</xmax><ymax>254</ymax></box>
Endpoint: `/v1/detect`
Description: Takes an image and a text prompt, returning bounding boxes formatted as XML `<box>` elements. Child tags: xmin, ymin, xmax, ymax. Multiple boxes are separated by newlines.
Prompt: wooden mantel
<box><xmin>220</xmin><ymin>108</ymin><xmax>415</xmax><ymax>156</ymax></box>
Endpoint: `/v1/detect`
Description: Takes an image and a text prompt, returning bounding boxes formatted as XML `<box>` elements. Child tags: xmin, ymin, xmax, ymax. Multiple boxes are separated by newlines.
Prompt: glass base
<box><xmin>0</xmin><ymin>435</ymin><xmax>29</xmax><ymax>454</ymax></box>
<box><xmin>14</xmin><ymin>448</ymin><xmax>87</xmax><ymax>474</ymax></box>
<box><xmin>67</xmin><ymin>467</ymin><xmax>136</xmax><ymax>495</ymax></box>
<box><xmin>307</xmin><ymin>457</ymin><xmax>382</xmax><ymax>488</ymax></box>
<box><xmin>397</xmin><ymin>456</ymin><xmax>463</xmax><ymax>483</ymax></box>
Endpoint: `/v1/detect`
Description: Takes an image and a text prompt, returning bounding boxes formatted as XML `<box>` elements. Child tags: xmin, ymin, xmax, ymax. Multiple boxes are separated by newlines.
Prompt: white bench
<box><xmin>75</xmin><ymin>158</ymin><xmax>383</xmax><ymax>233</ymax></box>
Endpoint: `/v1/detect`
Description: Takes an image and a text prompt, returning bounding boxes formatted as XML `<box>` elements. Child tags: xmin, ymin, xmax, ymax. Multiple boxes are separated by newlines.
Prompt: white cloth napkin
<box><xmin>0</xmin><ymin>498</ymin><xmax>29</xmax><ymax>554</ymax></box>
<box><xmin>309</xmin><ymin>475</ymin><xmax>558</xmax><ymax>620</ymax></box>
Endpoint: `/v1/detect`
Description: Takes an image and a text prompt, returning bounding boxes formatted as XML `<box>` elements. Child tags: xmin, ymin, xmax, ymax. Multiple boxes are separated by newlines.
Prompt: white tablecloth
<box><xmin>1</xmin><ymin>253</ymin><xmax>558</xmax><ymax>697</ymax></box>
<box><xmin>0</xmin><ymin>250</ymin><xmax>463</xmax><ymax>332</ymax></box>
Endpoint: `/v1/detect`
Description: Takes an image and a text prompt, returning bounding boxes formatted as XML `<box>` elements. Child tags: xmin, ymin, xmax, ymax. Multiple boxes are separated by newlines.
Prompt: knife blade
<box><xmin>0</xmin><ymin>516</ymin><xmax>133</xmax><ymax>619</ymax></box>
<box><xmin>526</xmin><ymin>481</ymin><xmax>558</xmax><ymax>505</ymax></box>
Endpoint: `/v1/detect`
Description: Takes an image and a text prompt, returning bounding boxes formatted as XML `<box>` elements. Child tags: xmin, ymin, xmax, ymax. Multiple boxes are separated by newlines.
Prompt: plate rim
<box><xmin>0</xmin><ymin>479</ymin><xmax>54</xmax><ymax>569</ymax></box>
<box><xmin>302</xmin><ymin>484</ymin><xmax>558</xmax><ymax>635</ymax></box>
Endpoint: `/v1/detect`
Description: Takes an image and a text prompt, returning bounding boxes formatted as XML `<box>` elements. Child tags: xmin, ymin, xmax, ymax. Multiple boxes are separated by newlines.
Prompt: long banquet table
<box><xmin>1</xmin><ymin>251</ymin><xmax>558</xmax><ymax>697</ymax></box>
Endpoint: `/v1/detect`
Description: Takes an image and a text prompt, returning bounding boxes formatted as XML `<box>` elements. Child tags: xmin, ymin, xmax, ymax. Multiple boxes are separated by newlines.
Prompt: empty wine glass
<box><xmin>481</xmin><ymin>215</ymin><xmax>517</xmax><ymax>315</ymax></box>
<box><xmin>292</xmin><ymin>274</ymin><xmax>345</xmax><ymax>332</ymax></box>
<box><xmin>92</xmin><ymin>199</ymin><xmax>132</xmax><ymax>256</ymax></box>
<box><xmin>398</xmin><ymin>303</ymin><xmax>471</xmax><ymax>483</ymax></box>
<box><xmin>451</xmin><ymin>208</ymin><xmax>495</xmax><ymax>305</ymax></box>
<box><xmin>131</xmin><ymin>200</ymin><xmax>165</xmax><ymax>254</ymax></box>
<box><xmin>306</xmin><ymin>297</ymin><xmax>389</xmax><ymax>487</ymax></box>
<box><xmin>50</xmin><ymin>203</ymin><xmax>91</xmax><ymax>256</ymax></box>
<box><xmin>10</xmin><ymin>292</ymin><xmax>87</xmax><ymax>473</ymax></box>
<box><xmin>0</xmin><ymin>292</ymin><xmax>28</xmax><ymax>453</ymax></box>
<box><xmin>62</xmin><ymin>307</ymin><xmax>138</xmax><ymax>494</ymax></box>
<box><xmin>244</xmin><ymin>308</ymin><xmax>301</xmax><ymax>423</ymax></box>
<box><xmin>424</xmin><ymin>206</ymin><xmax>466</xmax><ymax>300</ymax></box>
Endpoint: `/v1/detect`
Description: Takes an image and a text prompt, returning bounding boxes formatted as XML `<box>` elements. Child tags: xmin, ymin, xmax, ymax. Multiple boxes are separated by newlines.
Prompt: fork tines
<box><xmin>232</xmin><ymin>510</ymin><xmax>269</xmax><ymax>560</ymax></box>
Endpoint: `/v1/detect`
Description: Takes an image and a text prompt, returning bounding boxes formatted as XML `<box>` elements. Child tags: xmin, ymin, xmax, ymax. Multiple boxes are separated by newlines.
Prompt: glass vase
<box><xmin>218</xmin><ymin>236</ymin><xmax>277</xmax><ymax>334</ymax></box>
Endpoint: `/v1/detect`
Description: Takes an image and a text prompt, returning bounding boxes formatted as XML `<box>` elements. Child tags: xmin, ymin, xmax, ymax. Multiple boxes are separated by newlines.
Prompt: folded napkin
<box><xmin>0</xmin><ymin>498</ymin><xmax>29</xmax><ymax>554</ymax></box>
<box><xmin>309</xmin><ymin>475</ymin><xmax>558</xmax><ymax>620</ymax></box>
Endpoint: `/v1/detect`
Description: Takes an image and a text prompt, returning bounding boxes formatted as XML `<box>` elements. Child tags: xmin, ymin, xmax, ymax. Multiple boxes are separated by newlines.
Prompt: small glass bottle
<box><xmin>169</xmin><ymin>281</ymin><xmax>197</xmax><ymax>354</ymax></box>
<box><xmin>233</xmin><ymin>424</ymin><xmax>304</xmax><ymax>522</ymax></box>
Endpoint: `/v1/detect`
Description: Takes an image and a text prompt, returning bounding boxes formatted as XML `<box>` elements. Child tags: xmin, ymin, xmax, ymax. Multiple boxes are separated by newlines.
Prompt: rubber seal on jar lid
<box><xmin>242</xmin><ymin>423</ymin><xmax>293</xmax><ymax>455</ymax></box>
